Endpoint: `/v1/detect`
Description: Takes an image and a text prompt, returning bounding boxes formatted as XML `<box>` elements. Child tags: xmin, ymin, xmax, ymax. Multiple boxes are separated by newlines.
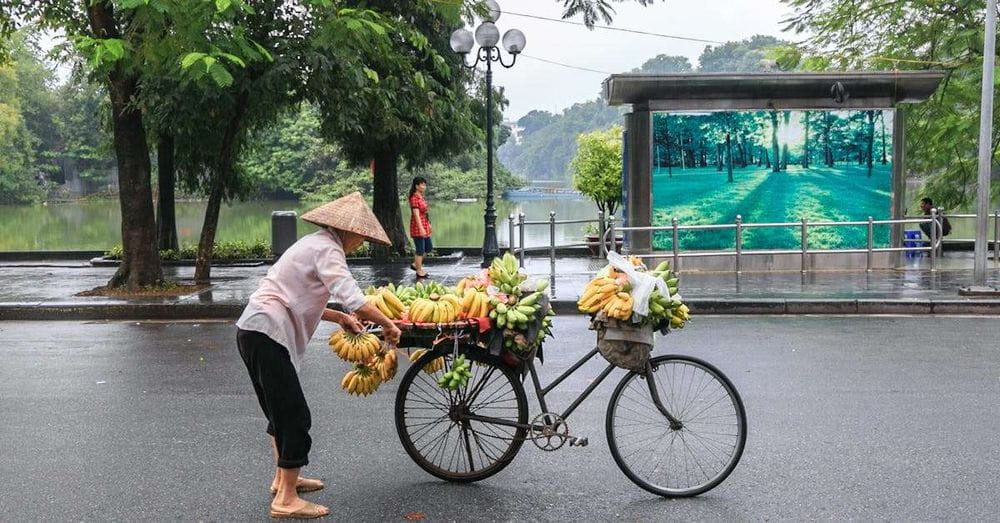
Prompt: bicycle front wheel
<box><xmin>606</xmin><ymin>355</ymin><xmax>747</xmax><ymax>497</ymax></box>
<box><xmin>394</xmin><ymin>347</ymin><xmax>528</xmax><ymax>483</ymax></box>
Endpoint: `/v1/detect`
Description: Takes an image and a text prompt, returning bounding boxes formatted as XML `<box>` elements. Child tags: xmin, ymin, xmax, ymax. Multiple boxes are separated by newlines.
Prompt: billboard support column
<box><xmin>974</xmin><ymin>0</ymin><xmax>997</xmax><ymax>286</ymax></box>
<box><xmin>890</xmin><ymin>105</ymin><xmax>907</xmax><ymax>268</ymax></box>
<box><xmin>624</xmin><ymin>108</ymin><xmax>652</xmax><ymax>253</ymax></box>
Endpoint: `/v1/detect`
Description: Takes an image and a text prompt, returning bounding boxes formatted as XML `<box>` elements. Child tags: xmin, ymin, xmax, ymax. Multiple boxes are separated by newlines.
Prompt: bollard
<box><xmin>597</xmin><ymin>210</ymin><xmax>606</xmax><ymax>258</ymax></box>
<box><xmin>800</xmin><ymin>218</ymin><xmax>808</xmax><ymax>274</ymax></box>
<box><xmin>735</xmin><ymin>215</ymin><xmax>743</xmax><ymax>273</ymax></box>
<box><xmin>608</xmin><ymin>215</ymin><xmax>617</xmax><ymax>256</ymax></box>
<box><xmin>992</xmin><ymin>209</ymin><xmax>1000</xmax><ymax>264</ymax></box>
<box><xmin>508</xmin><ymin>214</ymin><xmax>516</xmax><ymax>257</ymax></box>
<box><xmin>671</xmin><ymin>217</ymin><xmax>680</xmax><ymax>275</ymax></box>
<box><xmin>549</xmin><ymin>211</ymin><xmax>556</xmax><ymax>272</ymax></box>
<box><xmin>866</xmin><ymin>216</ymin><xmax>874</xmax><ymax>272</ymax></box>
<box><xmin>518</xmin><ymin>213</ymin><xmax>526</xmax><ymax>268</ymax></box>
<box><xmin>271</xmin><ymin>211</ymin><xmax>297</xmax><ymax>258</ymax></box>
<box><xmin>930</xmin><ymin>208</ymin><xmax>938</xmax><ymax>271</ymax></box>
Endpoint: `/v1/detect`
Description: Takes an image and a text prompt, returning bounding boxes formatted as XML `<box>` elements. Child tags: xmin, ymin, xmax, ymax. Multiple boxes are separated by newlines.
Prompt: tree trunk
<box><xmin>866</xmin><ymin>111</ymin><xmax>875</xmax><ymax>177</ymax></box>
<box><xmin>371</xmin><ymin>149</ymin><xmax>408</xmax><ymax>259</ymax></box>
<box><xmin>823</xmin><ymin>112</ymin><xmax>833</xmax><ymax>167</ymax></box>
<box><xmin>156</xmin><ymin>133</ymin><xmax>179</xmax><ymax>251</ymax></box>
<box><xmin>803</xmin><ymin>111</ymin><xmax>810</xmax><ymax>168</ymax></box>
<box><xmin>764</xmin><ymin>149</ymin><xmax>771</xmax><ymax>169</ymax></box>
<box><xmin>725</xmin><ymin>132</ymin><xmax>733</xmax><ymax>183</ymax></box>
<box><xmin>87</xmin><ymin>1</ymin><xmax>161</xmax><ymax>289</ymax></box>
<box><xmin>770</xmin><ymin>112</ymin><xmax>780</xmax><ymax>173</ymax></box>
<box><xmin>716</xmin><ymin>143</ymin><xmax>723</xmax><ymax>171</ymax></box>
<box><xmin>781</xmin><ymin>112</ymin><xmax>790</xmax><ymax>170</ymax></box>
<box><xmin>194</xmin><ymin>93</ymin><xmax>250</xmax><ymax>283</ymax></box>
<box><xmin>880</xmin><ymin>112</ymin><xmax>888</xmax><ymax>164</ymax></box>
<box><xmin>194</xmin><ymin>176</ymin><xmax>225</xmax><ymax>283</ymax></box>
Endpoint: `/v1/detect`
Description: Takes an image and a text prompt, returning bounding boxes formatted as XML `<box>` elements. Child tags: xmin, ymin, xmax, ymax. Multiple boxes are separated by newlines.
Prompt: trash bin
<box><xmin>271</xmin><ymin>211</ymin><xmax>297</xmax><ymax>258</ymax></box>
<box><xmin>903</xmin><ymin>229</ymin><xmax>921</xmax><ymax>258</ymax></box>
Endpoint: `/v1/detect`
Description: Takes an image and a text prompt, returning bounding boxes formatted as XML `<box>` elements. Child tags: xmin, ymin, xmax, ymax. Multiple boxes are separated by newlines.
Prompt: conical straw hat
<box><xmin>300</xmin><ymin>192</ymin><xmax>391</xmax><ymax>246</ymax></box>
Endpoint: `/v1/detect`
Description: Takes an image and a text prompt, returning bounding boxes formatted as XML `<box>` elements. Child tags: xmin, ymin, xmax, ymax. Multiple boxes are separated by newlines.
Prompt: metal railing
<box><xmin>506</xmin><ymin>211</ymin><xmax>616</xmax><ymax>269</ymax></box>
<box><xmin>601</xmin><ymin>208</ymin><xmax>1000</xmax><ymax>275</ymax></box>
<box><xmin>506</xmin><ymin>208</ymin><xmax>1000</xmax><ymax>274</ymax></box>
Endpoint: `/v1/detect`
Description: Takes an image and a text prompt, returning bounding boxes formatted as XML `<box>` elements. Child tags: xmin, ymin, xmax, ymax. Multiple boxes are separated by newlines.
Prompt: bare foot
<box><xmin>269</xmin><ymin>498</ymin><xmax>329</xmax><ymax>519</ymax></box>
<box><xmin>271</xmin><ymin>476</ymin><xmax>325</xmax><ymax>495</ymax></box>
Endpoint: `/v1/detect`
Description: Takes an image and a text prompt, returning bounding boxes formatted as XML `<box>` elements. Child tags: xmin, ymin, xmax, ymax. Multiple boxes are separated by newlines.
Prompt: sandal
<box><xmin>270</xmin><ymin>481</ymin><xmax>324</xmax><ymax>496</ymax></box>
<box><xmin>269</xmin><ymin>501</ymin><xmax>329</xmax><ymax>519</ymax></box>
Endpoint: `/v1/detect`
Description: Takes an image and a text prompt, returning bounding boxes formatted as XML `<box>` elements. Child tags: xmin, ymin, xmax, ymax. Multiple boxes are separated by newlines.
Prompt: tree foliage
<box><xmin>781</xmin><ymin>0</ymin><xmax>1000</xmax><ymax>209</ymax></box>
<box><xmin>571</xmin><ymin>125</ymin><xmax>623</xmax><ymax>215</ymax></box>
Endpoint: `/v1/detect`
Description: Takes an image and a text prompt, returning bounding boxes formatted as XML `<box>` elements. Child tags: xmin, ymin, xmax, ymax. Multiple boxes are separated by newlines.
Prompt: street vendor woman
<box><xmin>235</xmin><ymin>192</ymin><xmax>402</xmax><ymax>519</ymax></box>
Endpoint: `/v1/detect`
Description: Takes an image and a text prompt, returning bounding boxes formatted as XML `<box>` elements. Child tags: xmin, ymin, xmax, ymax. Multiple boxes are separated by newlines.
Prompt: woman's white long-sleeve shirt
<box><xmin>236</xmin><ymin>229</ymin><xmax>366</xmax><ymax>372</ymax></box>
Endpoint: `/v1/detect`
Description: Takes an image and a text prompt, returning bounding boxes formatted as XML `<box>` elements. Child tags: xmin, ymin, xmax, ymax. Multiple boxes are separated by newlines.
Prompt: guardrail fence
<box><xmin>506</xmin><ymin>208</ymin><xmax>1000</xmax><ymax>275</ymax></box>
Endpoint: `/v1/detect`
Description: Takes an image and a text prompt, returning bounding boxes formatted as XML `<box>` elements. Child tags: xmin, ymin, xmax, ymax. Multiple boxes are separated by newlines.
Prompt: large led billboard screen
<box><xmin>651</xmin><ymin>110</ymin><xmax>893</xmax><ymax>250</ymax></box>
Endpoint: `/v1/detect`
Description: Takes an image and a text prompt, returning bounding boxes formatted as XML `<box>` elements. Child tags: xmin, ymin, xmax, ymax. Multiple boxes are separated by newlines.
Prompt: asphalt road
<box><xmin>2</xmin><ymin>315</ymin><xmax>999</xmax><ymax>521</ymax></box>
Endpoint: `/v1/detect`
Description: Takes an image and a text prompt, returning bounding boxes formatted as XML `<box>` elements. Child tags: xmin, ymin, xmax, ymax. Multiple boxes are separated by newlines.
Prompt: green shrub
<box><xmin>104</xmin><ymin>239</ymin><xmax>272</xmax><ymax>262</ymax></box>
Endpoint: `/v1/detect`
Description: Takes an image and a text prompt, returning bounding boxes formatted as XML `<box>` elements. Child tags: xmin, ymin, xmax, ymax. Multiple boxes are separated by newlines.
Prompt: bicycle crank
<box><xmin>528</xmin><ymin>413</ymin><xmax>588</xmax><ymax>451</ymax></box>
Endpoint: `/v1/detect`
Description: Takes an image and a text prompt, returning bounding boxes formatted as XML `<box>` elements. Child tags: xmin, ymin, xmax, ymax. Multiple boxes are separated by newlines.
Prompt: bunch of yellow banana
<box><xmin>373</xmin><ymin>348</ymin><xmax>398</xmax><ymax>381</ymax></box>
<box><xmin>602</xmin><ymin>291</ymin><xmax>634</xmax><ymax>320</ymax></box>
<box><xmin>577</xmin><ymin>276</ymin><xmax>621</xmax><ymax>314</ymax></box>
<box><xmin>329</xmin><ymin>330</ymin><xmax>380</xmax><ymax>363</ymax></box>
<box><xmin>409</xmin><ymin>348</ymin><xmax>445</xmax><ymax>374</ymax></box>
<box><xmin>365</xmin><ymin>287</ymin><xmax>406</xmax><ymax>320</ymax></box>
<box><xmin>460</xmin><ymin>288</ymin><xmax>492</xmax><ymax>318</ymax></box>
<box><xmin>408</xmin><ymin>294</ymin><xmax>461</xmax><ymax>323</ymax></box>
<box><xmin>341</xmin><ymin>364</ymin><xmax>381</xmax><ymax>396</ymax></box>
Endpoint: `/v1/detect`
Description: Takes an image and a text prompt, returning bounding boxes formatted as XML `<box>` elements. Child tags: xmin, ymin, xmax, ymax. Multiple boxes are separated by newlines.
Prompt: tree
<box><xmin>698</xmin><ymin>35</ymin><xmax>790</xmax><ymax>72</ymax></box>
<box><xmin>559</xmin><ymin>0</ymin><xmax>663</xmax><ymax>27</ymax></box>
<box><xmin>0</xmin><ymin>61</ymin><xmax>42</xmax><ymax>204</ymax></box>
<box><xmin>2</xmin><ymin>1</ymin><xmax>174</xmax><ymax>288</ymax></box>
<box><xmin>313</xmin><ymin>0</ymin><xmax>479</xmax><ymax>259</ymax></box>
<box><xmin>572</xmin><ymin>125</ymin><xmax>623</xmax><ymax>216</ymax></box>
<box><xmin>632</xmin><ymin>54</ymin><xmax>693</xmax><ymax>74</ymax></box>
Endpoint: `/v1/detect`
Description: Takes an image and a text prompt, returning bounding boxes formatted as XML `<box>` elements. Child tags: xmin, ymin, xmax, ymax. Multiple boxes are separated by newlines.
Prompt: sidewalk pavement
<box><xmin>1</xmin><ymin>252</ymin><xmax>999</xmax><ymax>320</ymax></box>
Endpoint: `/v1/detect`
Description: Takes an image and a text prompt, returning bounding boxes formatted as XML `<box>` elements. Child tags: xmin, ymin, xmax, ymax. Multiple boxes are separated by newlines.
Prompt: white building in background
<box><xmin>504</xmin><ymin>120</ymin><xmax>523</xmax><ymax>145</ymax></box>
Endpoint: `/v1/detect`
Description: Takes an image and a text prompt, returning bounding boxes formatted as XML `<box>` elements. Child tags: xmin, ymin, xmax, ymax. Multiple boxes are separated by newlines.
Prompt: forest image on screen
<box><xmin>651</xmin><ymin>110</ymin><xmax>893</xmax><ymax>250</ymax></box>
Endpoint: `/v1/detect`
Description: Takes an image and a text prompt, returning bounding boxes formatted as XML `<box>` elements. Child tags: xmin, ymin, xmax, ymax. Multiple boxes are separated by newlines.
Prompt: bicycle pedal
<box><xmin>568</xmin><ymin>437</ymin><xmax>588</xmax><ymax>447</ymax></box>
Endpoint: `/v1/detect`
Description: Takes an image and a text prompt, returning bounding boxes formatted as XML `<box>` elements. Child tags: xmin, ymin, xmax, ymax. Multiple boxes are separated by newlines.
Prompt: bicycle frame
<box><xmin>462</xmin><ymin>346</ymin><xmax>683</xmax><ymax>432</ymax></box>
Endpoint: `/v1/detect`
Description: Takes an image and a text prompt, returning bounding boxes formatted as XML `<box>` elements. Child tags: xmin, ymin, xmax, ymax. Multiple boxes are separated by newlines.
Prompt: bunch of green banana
<box><xmin>393</xmin><ymin>284</ymin><xmax>419</xmax><ymax>306</ymax></box>
<box><xmin>642</xmin><ymin>260</ymin><xmax>690</xmax><ymax>329</ymax></box>
<box><xmin>489</xmin><ymin>290</ymin><xmax>543</xmax><ymax>329</ymax></box>
<box><xmin>488</xmin><ymin>253</ymin><xmax>527</xmax><ymax>296</ymax></box>
<box><xmin>438</xmin><ymin>354</ymin><xmax>473</xmax><ymax>390</ymax></box>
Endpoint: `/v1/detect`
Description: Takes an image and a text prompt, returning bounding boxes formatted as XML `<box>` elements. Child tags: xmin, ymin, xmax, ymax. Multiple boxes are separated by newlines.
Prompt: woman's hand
<box><xmin>322</xmin><ymin>308</ymin><xmax>364</xmax><ymax>333</ymax></box>
<box><xmin>339</xmin><ymin>314</ymin><xmax>365</xmax><ymax>334</ymax></box>
<box><xmin>383</xmin><ymin>323</ymin><xmax>402</xmax><ymax>346</ymax></box>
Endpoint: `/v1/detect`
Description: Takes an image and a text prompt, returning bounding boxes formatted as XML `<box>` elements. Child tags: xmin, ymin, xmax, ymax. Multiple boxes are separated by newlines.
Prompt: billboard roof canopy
<box><xmin>603</xmin><ymin>71</ymin><xmax>946</xmax><ymax>111</ymax></box>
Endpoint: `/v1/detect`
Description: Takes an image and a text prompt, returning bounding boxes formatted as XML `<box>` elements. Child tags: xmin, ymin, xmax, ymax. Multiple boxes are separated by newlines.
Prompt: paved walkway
<box><xmin>1</xmin><ymin>252</ymin><xmax>999</xmax><ymax>319</ymax></box>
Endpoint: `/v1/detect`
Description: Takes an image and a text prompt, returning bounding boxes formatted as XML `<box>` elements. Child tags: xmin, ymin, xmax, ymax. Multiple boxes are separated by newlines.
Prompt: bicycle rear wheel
<box><xmin>606</xmin><ymin>355</ymin><xmax>746</xmax><ymax>497</ymax></box>
<box><xmin>394</xmin><ymin>347</ymin><xmax>528</xmax><ymax>482</ymax></box>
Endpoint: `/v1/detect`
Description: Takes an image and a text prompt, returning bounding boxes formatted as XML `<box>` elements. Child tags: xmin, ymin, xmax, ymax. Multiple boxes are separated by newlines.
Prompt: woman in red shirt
<box><xmin>408</xmin><ymin>177</ymin><xmax>431</xmax><ymax>278</ymax></box>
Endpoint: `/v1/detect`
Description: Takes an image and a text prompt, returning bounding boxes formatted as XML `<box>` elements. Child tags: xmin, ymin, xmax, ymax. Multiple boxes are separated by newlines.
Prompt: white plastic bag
<box><xmin>605</xmin><ymin>251</ymin><xmax>668</xmax><ymax>319</ymax></box>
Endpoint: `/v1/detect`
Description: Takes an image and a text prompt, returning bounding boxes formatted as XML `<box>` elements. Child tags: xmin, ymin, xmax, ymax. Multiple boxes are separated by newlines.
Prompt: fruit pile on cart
<box><xmin>329</xmin><ymin>252</ymin><xmax>690</xmax><ymax>395</ymax></box>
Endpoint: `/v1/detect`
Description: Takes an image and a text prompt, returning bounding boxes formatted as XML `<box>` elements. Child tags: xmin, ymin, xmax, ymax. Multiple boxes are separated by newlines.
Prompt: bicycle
<box><xmin>393</xmin><ymin>321</ymin><xmax>747</xmax><ymax>497</ymax></box>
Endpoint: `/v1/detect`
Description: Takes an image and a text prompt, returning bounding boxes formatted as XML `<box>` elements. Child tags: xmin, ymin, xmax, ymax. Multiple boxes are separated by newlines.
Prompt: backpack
<box><xmin>941</xmin><ymin>216</ymin><xmax>952</xmax><ymax>236</ymax></box>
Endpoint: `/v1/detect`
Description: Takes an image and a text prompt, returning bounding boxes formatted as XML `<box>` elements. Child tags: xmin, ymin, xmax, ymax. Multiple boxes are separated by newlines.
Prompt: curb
<box><xmin>5</xmin><ymin>298</ymin><xmax>1000</xmax><ymax>321</ymax></box>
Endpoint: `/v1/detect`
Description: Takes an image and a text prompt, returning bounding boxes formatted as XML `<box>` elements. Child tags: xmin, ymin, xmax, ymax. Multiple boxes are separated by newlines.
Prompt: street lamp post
<box><xmin>450</xmin><ymin>0</ymin><xmax>526</xmax><ymax>268</ymax></box>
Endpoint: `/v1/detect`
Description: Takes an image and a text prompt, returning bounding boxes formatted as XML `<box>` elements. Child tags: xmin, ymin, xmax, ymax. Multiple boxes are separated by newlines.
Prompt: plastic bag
<box><xmin>605</xmin><ymin>251</ymin><xmax>668</xmax><ymax>318</ymax></box>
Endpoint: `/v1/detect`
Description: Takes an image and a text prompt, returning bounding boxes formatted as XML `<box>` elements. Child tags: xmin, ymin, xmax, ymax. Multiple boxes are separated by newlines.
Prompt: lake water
<box><xmin>0</xmin><ymin>198</ymin><xmax>598</xmax><ymax>251</ymax></box>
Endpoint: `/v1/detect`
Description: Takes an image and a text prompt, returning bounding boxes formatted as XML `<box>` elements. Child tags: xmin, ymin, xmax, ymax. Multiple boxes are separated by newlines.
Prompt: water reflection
<box><xmin>0</xmin><ymin>198</ymin><xmax>597</xmax><ymax>251</ymax></box>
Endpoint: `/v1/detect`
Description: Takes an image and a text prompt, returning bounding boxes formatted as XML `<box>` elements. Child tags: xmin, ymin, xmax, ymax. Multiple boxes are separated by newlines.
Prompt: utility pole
<box><xmin>964</xmin><ymin>0</ymin><xmax>999</xmax><ymax>294</ymax></box>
